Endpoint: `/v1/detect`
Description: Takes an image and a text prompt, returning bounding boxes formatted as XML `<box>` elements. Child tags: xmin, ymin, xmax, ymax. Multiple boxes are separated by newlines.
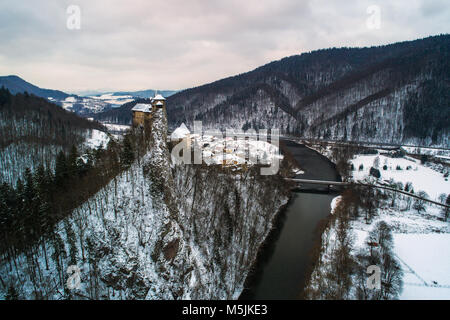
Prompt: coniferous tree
<box><xmin>23</xmin><ymin>168</ymin><xmax>36</xmax><ymax>243</ymax></box>
<box><xmin>14</xmin><ymin>178</ymin><xmax>25</xmax><ymax>249</ymax></box>
<box><xmin>64</xmin><ymin>220</ymin><xmax>78</xmax><ymax>266</ymax></box>
<box><xmin>442</xmin><ymin>194</ymin><xmax>450</xmax><ymax>221</ymax></box>
<box><xmin>0</xmin><ymin>86</ymin><xmax>12</xmax><ymax>106</ymax></box>
<box><xmin>120</xmin><ymin>134</ymin><xmax>134</xmax><ymax>168</ymax></box>
<box><xmin>55</xmin><ymin>151</ymin><xmax>68</xmax><ymax>187</ymax></box>
<box><xmin>67</xmin><ymin>145</ymin><xmax>79</xmax><ymax>179</ymax></box>
<box><xmin>51</xmin><ymin>233</ymin><xmax>66</xmax><ymax>287</ymax></box>
<box><xmin>5</xmin><ymin>284</ymin><xmax>19</xmax><ymax>300</ymax></box>
<box><xmin>0</xmin><ymin>183</ymin><xmax>14</xmax><ymax>258</ymax></box>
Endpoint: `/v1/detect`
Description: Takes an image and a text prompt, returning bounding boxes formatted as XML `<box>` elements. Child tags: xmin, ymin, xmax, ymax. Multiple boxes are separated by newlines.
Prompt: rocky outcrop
<box><xmin>0</xmin><ymin>107</ymin><xmax>289</xmax><ymax>299</ymax></box>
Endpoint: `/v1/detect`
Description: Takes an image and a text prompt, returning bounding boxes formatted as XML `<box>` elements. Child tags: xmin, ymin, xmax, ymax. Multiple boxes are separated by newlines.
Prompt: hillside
<box><xmin>89</xmin><ymin>91</ymin><xmax>176</xmax><ymax>125</ymax></box>
<box><xmin>0</xmin><ymin>76</ymin><xmax>176</xmax><ymax>116</ymax></box>
<box><xmin>0</xmin><ymin>88</ymin><xmax>105</xmax><ymax>184</ymax></box>
<box><xmin>166</xmin><ymin>35</ymin><xmax>450</xmax><ymax>147</ymax></box>
<box><xmin>0</xmin><ymin>106</ymin><xmax>290</xmax><ymax>299</ymax></box>
<box><xmin>303</xmin><ymin>147</ymin><xmax>450</xmax><ymax>300</ymax></box>
<box><xmin>0</xmin><ymin>76</ymin><xmax>116</xmax><ymax>115</ymax></box>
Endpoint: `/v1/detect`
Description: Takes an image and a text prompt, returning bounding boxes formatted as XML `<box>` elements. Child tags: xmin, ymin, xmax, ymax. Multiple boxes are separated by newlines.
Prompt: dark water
<box><xmin>240</xmin><ymin>140</ymin><xmax>340</xmax><ymax>299</ymax></box>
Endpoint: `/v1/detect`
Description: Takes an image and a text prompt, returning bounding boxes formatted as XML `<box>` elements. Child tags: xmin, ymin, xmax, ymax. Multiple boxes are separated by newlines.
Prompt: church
<box><xmin>131</xmin><ymin>93</ymin><xmax>166</xmax><ymax>127</ymax></box>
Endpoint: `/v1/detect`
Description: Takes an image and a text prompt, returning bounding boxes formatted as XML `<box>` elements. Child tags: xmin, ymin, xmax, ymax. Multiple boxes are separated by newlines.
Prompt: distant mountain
<box><xmin>75</xmin><ymin>89</ymin><xmax>177</xmax><ymax>99</ymax></box>
<box><xmin>166</xmin><ymin>34</ymin><xmax>450</xmax><ymax>147</ymax></box>
<box><xmin>106</xmin><ymin>89</ymin><xmax>178</xmax><ymax>99</ymax></box>
<box><xmin>0</xmin><ymin>75</ymin><xmax>69</xmax><ymax>100</ymax></box>
<box><xmin>89</xmin><ymin>98</ymin><xmax>152</xmax><ymax>124</ymax></box>
<box><xmin>0</xmin><ymin>76</ymin><xmax>178</xmax><ymax>117</ymax></box>
<box><xmin>80</xmin><ymin>90</ymin><xmax>177</xmax><ymax>117</ymax></box>
<box><xmin>0</xmin><ymin>76</ymin><xmax>131</xmax><ymax>115</ymax></box>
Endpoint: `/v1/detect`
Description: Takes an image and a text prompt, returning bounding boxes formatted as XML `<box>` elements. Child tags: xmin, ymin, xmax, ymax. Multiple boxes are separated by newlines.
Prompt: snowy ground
<box><xmin>350</xmin><ymin>153</ymin><xmax>450</xmax><ymax>299</ymax></box>
<box><xmin>351</xmin><ymin>154</ymin><xmax>449</xmax><ymax>201</ymax></box>
<box><xmin>330</xmin><ymin>195</ymin><xmax>342</xmax><ymax>215</ymax></box>
<box><xmin>394</xmin><ymin>234</ymin><xmax>450</xmax><ymax>299</ymax></box>
<box><xmin>352</xmin><ymin>210</ymin><xmax>450</xmax><ymax>299</ymax></box>
<box><xmin>60</xmin><ymin>94</ymin><xmax>132</xmax><ymax>114</ymax></box>
<box><xmin>102</xmin><ymin>123</ymin><xmax>131</xmax><ymax>133</ymax></box>
<box><xmin>401</xmin><ymin>146</ymin><xmax>450</xmax><ymax>157</ymax></box>
<box><xmin>83</xmin><ymin>129</ymin><xmax>110</xmax><ymax>149</ymax></box>
<box><xmin>88</xmin><ymin>93</ymin><xmax>134</xmax><ymax>106</ymax></box>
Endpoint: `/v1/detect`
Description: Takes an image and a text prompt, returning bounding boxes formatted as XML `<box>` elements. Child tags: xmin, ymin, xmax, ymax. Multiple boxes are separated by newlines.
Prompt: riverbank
<box><xmin>303</xmin><ymin>147</ymin><xmax>450</xmax><ymax>299</ymax></box>
<box><xmin>240</xmin><ymin>139</ymin><xmax>341</xmax><ymax>299</ymax></box>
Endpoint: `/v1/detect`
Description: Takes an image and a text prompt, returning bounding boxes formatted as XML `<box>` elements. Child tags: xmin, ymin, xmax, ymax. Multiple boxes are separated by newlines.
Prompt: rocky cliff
<box><xmin>0</xmin><ymin>107</ymin><xmax>289</xmax><ymax>299</ymax></box>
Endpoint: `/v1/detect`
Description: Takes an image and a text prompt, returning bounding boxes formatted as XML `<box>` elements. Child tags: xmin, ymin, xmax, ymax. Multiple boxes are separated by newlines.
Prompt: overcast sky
<box><xmin>0</xmin><ymin>0</ymin><xmax>448</xmax><ymax>93</ymax></box>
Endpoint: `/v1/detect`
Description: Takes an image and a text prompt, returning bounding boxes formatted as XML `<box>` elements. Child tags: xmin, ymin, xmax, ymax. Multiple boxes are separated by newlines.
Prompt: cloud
<box><xmin>0</xmin><ymin>0</ymin><xmax>448</xmax><ymax>93</ymax></box>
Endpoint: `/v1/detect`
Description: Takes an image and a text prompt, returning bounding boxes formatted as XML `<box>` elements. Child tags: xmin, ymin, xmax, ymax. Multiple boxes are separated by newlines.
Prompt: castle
<box><xmin>131</xmin><ymin>93</ymin><xmax>166</xmax><ymax>127</ymax></box>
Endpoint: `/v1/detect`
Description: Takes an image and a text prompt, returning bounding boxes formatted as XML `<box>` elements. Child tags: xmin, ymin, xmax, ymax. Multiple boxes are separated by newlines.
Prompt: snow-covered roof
<box><xmin>171</xmin><ymin>123</ymin><xmax>190</xmax><ymax>140</ymax></box>
<box><xmin>132</xmin><ymin>103</ymin><xmax>152</xmax><ymax>113</ymax></box>
<box><xmin>152</xmin><ymin>94</ymin><xmax>166</xmax><ymax>101</ymax></box>
<box><xmin>155</xmin><ymin>101</ymin><xmax>164</xmax><ymax>106</ymax></box>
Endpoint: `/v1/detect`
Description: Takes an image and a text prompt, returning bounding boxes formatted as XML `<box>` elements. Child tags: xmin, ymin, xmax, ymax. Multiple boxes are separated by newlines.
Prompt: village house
<box><xmin>170</xmin><ymin>122</ymin><xmax>191</xmax><ymax>148</ymax></box>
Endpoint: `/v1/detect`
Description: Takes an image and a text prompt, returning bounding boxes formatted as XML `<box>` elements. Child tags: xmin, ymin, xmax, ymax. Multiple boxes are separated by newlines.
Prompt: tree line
<box><xmin>0</xmin><ymin>125</ymin><xmax>150</xmax><ymax>272</ymax></box>
<box><xmin>303</xmin><ymin>186</ymin><xmax>403</xmax><ymax>300</ymax></box>
<box><xmin>0</xmin><ymin>87</ymin><xmax>102</xmax><ymax>150</ymax></box>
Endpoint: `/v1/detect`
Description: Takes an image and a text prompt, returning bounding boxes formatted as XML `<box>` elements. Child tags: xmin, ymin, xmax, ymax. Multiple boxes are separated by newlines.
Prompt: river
<box><xmin>240</xmin><ymin>140</ymin><xmax>341</xmax><ymax>299</ymax></box>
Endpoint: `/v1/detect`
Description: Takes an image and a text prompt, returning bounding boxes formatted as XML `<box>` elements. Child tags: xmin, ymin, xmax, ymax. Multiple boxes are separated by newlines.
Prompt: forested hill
<box><xmin>0</xmin><ymin>88</ymin><xmax>102</xmax><ymax>148</ymax></box>
<box><xmin>0</xmin><ymin>88</ymin><xmax>104</xmax><ymax>183</ymax></box>
<box><xmin>0</xmin><ymin>104</ymin><xmax>289</xmax><ymax>300</ymax></box>
<box><xmin>166</xmin><ymin>34</ymin><xmax>450</xmax><ymax>147</ymax></box>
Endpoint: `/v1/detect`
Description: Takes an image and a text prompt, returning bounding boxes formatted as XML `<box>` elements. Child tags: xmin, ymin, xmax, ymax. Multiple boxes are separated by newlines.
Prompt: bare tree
<box><xmin>413</xmin><ymin>191</ymin><xmax>428</xmax><ymax>214</ymax></box>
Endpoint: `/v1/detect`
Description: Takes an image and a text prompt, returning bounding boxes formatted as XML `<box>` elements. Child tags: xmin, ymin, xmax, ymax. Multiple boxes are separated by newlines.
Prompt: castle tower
<box><xmin>151</xmin><ymin>91</ymin><xmax>166</xmax><ymax>112</ymax></box>
<box><xmin>131</xmin><ymin>91</ymin><xmax>167</xmax><ymax>128</ymax></box>
<box><xmin>131</xmin><ymin>103</ymin><xmax>152</xmax><ymax>127</ymax></box>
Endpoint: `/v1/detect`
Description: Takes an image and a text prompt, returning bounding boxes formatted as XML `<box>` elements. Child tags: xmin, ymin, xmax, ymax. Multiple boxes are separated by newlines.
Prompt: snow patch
<box><xmin>393</xmin><ymin>233</ymin><xmax>450</xmax><ymax>299</ymax></box>
<box><xmin>351</xmin><ymin>154</ymin><xmax>450</xmax><ymax>201</ymax></box>
<box><xmin>330</xmin><ymin>196</ymin><xmax>342</xmax><ymax>215</ymax></box>
<box><xmin>84</xmin><ymin>129</ymin><xmax>110</xmax><ymax>149</ymax></box>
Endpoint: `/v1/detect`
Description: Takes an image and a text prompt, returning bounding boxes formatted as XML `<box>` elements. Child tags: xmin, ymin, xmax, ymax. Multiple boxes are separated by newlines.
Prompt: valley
<box><xmin>241</xmin><ymin>140</ymin><xmax>340</xmax><ymax>299</ymax></box>
<box><xmin>0</xmin><ymin>34</ymin><xmax>449</xmax><ymax>301</ymax></box>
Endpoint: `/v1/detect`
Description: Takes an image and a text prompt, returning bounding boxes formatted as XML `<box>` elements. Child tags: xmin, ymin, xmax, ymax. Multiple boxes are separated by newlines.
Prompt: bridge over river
<box><xmin>241</xmin><ymin>139</ymin><xmax>448</xmax><ymax>300</ymax></box>
<box><xmin>285</xmin><ymin>178</ymin><xmax>450</xmax><ymax>208</ymax></box>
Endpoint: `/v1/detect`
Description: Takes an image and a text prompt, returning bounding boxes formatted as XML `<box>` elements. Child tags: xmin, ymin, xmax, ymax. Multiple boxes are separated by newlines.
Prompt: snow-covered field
<box><xmin>88</xmin><ymin>93</ymin><xmax>134</xmax><ymax>106</ymax></box>
<box><xmin>393</xmin><ymin>234</ymin><xmax>450</xmax><ymax>299</ymax></box>
<box><xmin>352</xmin><ymin>213</ymin><xmax>450</xmax><ymax>299</ymax></box>
<box><xmin>351</xmin><ymin>154</ymin><xmax>450</xmax><ymax>201</ymax></box>
<box><xmin>350</xmin><ymin>153</ymin><xmax>450</xmax><ymax>299</ymax></box>
<box><xmin>307</xmin><ymin>148</ymin><xmax>450</xmax><ymax>300</ymax></box>
<box><xmin>401</xmin><ymin>146</ymin><xmax>450</xmax><ymax>157</ymax></box>
<box><xmin>59</xmin><ymin>93</ymin><xmax>134</xmax><ymax>114</ymax></box>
